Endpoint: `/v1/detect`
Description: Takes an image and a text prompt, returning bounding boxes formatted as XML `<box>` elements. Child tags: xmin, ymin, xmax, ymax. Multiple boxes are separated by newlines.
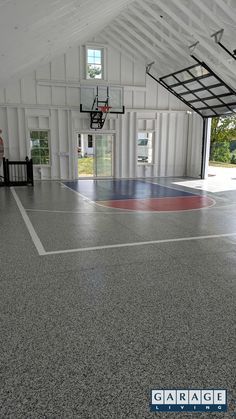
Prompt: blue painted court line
<box><xmin>63</xmin><ymin>180</ymin><xmax>195</xmax><ymax>201</ymax></box>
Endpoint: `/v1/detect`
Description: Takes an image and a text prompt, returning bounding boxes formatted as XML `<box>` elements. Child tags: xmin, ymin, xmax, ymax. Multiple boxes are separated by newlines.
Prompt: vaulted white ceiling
<box><xmin>0</xmin><ymin>0</ymin><xmax>132</xmax><ymax>85</ymax></box>
<box><xmin>0</xmin><ymin>0</ymin><xmax>235</xmax><ymax>90</ymax></box>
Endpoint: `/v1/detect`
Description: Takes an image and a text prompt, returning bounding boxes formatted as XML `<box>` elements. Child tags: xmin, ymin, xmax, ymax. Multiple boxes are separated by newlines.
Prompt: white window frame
<box><xmin>137</xmin><ymin>131</ymin><xmax>154</xmax><ymax>165</ymax></box>
<box><xmin>85</xmin><ymin>44</ymin><xmax>106</xmax><ymax>81</ymax></box>
<box><xmin>29</xmin><ymin>129</ymin><xmax>50</xmax><ymax>166</ymax></box>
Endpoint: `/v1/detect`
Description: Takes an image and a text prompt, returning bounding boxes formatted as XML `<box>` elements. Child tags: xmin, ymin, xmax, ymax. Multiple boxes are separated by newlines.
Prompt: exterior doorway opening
<box><xmin>208</xmin><ymin>115</ymin><xmax>236</xmax><ymax>179</ymax></box>
<box><xmin>77</xmin><ymin>133</ymin><xmax>114</xmax><ymax>178</ymax></box>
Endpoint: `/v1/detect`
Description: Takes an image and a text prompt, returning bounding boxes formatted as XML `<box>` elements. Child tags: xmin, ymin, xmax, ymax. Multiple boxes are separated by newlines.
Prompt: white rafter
<box><xmin>156</xmin><ymin>0</ymin><xmax>236</xmax><ymax>79</ymax></box>
<box><xmin>214</xmin><ymin>0</ymin><xmax>236</xmax><ymax>23</ymax></box>
<box><xmin>124</xmin><ymin>7</ymin><xmax>189</xmax><ymax>63</ymax></box>
<box><xmin>107</xmin><ymin>23</ymin><xmax>174</xmax><ymax>73</ymax></box>
<box><xmin>110</xmin><ymin>18</ymin><xmax>174</xmax><ymax>68</ymax></box>
<box><xmin>102</xmin><ymin>28</ymin><xmax>145</xmax><ymax>62</ymax></box>
<box><xmin>136</xmin><ymin>0</ymin><xmax>191</xmax><ymax>43</ymax></box>
<box><xmin>0</xmin><ymin>0</ymin><xmax>235</xmax><ymax>90</ymax></box>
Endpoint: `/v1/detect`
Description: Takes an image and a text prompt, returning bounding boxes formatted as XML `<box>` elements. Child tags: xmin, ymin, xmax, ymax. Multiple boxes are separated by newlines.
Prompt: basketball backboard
<box><xmin>80</xmin><ymin>85</ymin><xmax>124</xmax><ymax>114</ymax></box>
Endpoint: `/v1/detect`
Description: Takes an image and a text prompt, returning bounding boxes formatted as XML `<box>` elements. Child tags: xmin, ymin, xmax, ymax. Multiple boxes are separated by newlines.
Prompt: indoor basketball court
<box><xmin>0</xmin><ymin>0</ymin><xmax>236</xmax><ymax>417</ymax></box>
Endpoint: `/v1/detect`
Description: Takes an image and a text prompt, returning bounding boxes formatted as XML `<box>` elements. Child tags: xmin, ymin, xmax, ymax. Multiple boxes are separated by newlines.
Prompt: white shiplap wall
<box><xmin>0</xmin><ymin>43</ymin><xmax>203</xmax><ymax>180</ymax></box>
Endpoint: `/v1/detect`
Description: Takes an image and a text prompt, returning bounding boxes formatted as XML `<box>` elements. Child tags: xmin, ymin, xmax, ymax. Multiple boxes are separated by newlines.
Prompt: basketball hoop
<box><xmin>98</xmin><ymin>105</ymin><xmax>112</xmax><ymax>113</ymax></box>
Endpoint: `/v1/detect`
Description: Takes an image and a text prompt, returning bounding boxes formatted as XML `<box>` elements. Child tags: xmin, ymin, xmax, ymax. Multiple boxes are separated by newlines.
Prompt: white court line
<box><xmin>43</xmin><ymin>232</ymin><xmax>236</xmax><ymax>256</ymax></box>
<box><xmin>61</xmin><ymin>182</ymin><xmax>97</xmax><ymax>207</ymax></box>
<box><xmin>11</xmin><ymin>187</ymin><xmax>46</xmax><ymax>256</ymax></box>
<box><xmin>25</xmin><ymin>208</ymin><xmax>157</xmax><ymax>214</ymax></box>
<box><xmin>25</xmin><ymin>204</ymin><xmax>224</xmax><ymax>215</ymax></box>
<box><xmin>11</xmin><ymin>183</ymin><xmax>236</xmax><ymax>258</ymax></box>
<box><xmin>61</xmin><ymin>181</ymin><xmax>216</xmax><ymax>213</ymax></box>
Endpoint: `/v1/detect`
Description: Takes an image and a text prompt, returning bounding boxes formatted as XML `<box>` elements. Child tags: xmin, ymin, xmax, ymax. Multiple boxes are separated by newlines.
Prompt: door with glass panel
<box><xmin>95</xmin><ymin>134</ymin><xmax>113</xmax><ymax>177</ymax></box>
<box><xmin>78</xmin><ymin>133</ymin><xmax>114</xmax><ymax>177</ymax></box>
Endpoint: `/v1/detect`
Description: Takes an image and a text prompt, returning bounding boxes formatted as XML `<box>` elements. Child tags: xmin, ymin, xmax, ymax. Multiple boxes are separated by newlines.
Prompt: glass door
<box><xmin>95</xmin><ymin>134</ymin><xmax>113</xmax><ymax>177</ymax></box>
<box><xmin>78</xmin><ymin>134</ymin><xmax>94</xmax><ymax>177</ymax></box>
<box><xmin>77</xmin><ymin>133</ymin><xmax>113</xmax><ymax>178</ymax></box>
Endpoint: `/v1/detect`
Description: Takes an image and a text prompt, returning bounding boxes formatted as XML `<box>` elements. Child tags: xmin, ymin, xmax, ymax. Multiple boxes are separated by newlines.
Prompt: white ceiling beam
<box><xmin>102</xmin><ymin>28</ymin><xmax>145</xmax><ymax>61</ymax></box>
<box><xmin>102</xmin><ymin>28</ymin><xmax>167</xmax><ymax>77</ymax></box>
<box><xmin>105</xmin><ymin>25</ymin><xmax>169</xmax><ymax>75</ymax></box>
<box><xmin>157</xmin><ymin>0</ymin><xmax>236</xmax><ymax>77</ymax></box>
<box><xmin>100</xmin><ymin>31</ymin><xmax>143</xmax><ymax>64</ymax></box>
<box><xmin>126</xmin><ymin>6</ymin><xmax>190</xmax><ymax>62</ymax></box>
<box><xmin>214</xmin><ymin>0</ymin><xmax>236</xmax><ymax>23</ymax></box>
<box><xmin>139</xmin><ymin>0</ymin><xmax>235</xmax><ymax>87</ymax></box>
<box><xmin>169</xmin><ymin>0</ymin><xmax>210</xmax><ymax>36</ymax></box>
<box><xmin>110</xmin><ymin>19</ymin><xmax>173</xmax><ymax>68</ymax></box>
<box><xmin>191</xmin><ymin>0</ymin><xmax>225</xmax><ymax>30</ymax></box>
<box><xmin>137</xmin><ymin>0</ymin><xmax>192</xmax><ymax>43</ymax></box>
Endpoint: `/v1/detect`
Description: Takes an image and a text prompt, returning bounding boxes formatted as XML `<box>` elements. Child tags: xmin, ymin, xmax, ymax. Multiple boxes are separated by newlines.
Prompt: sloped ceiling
<box><xmin>99</xmin><ymin>0</ymin><xmax>236</xmax><ymax>90</ymax></box>
<box><xmin>0</xmin><ymin>0</ymin><xmax>132</xmax><ymax>85</ymax></box>
<box><xmin>0</xmin><ymin>0</ymin><xmax>235</xmax><ymax>90</ymax></box>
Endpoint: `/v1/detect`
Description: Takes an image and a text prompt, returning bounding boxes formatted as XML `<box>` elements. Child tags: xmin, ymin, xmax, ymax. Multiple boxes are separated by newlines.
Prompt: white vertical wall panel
<box><xmin>124</xmin><ymin>90</ymin><xmax>132</xmax><ymax>108</ymax></box>
<box><xmin>36</xmin><ymin>63</ymin><xmax>51</xmax><ymax>80</ymax></box>
<box><xmin>21</xmin><ymin>73</ymin><xmax>37</xmax><ymax>105</ymax></box>
<box><xmin>166</xmin><ymin>113</ymin><xmax>176</xmax><ymax>176</ymax></box>
<box><xmin>66</xmin><ymin>87</ymin><xmax>80</xmax><ymax>107</ymax></box>
<box><xmin>17</xmin><ymin>108</ymin><xmax>27</xmax><ymax>159</ymax></box>
<box><xmin>65</xmin><ymin>47</ymin><xmax>80</xmax><ymax>81</ymax></box>
<box><xmin>128</xmin><ymin>112</ymin><xmax>136</xmax><ymax>177</ymax></box>
<box><xmin>6</xmin><ymin>108</ymin><xmax>19</xmax><ymax>160</ymax></box>
<box><xmin>5</xmin><ymin>81</ymin><xmax>21</xmax><ymax>104</ymax></box>
<box><xmin>174</xmin><ymin>114</ymin><xmax>188</xmax><ymax>176</ymax></box>
<box><xmin>51</xmin><ymin>55</ymin><xmax>66</xmax><ymax>81</ymax></box>
<box><xmin>157</xmin><ymin>84</ymin><xmax>169</xmax><ymax>110</ymax></box>
<box><xmin>133</xmin><ymin>91</ymin><xmax>145</xmax><ymax>108</ymax></box>
<box><xmin>0</xmin><ymin>108</ymin><xmax>8</xmax><ymax>157</ymax></box>
<box><xmin>58</xmin><ymin>110</ymin><xmax>69</xmax><ymax>179</ymax></box>
<box><xmin>145</xmin><ymin>77</ymin><xmax>158</xmax><ymax>109</ymax></box>
<box><xmin>52</xmin><ymin>87</ymin><xmax>66</xmax><ymax>106</ymax></box>
<box><xmin>108</xmin><ymin>49</ymin><xmax>121</xmax><ymax>83</ymax></box>
<box><xmin>0</xmin><ymin>88</ymin><xmax>5</xmax><ymax>103</ymax></box>
<box><xmin>158</xmin><ymin>113</ymin><xmax>168</xmax><ymax>177</ymax></box>
<box><xmin>121</xmin><ymin>56</ymin><xmax>133</xmax><ymax>85</ymax></box>
<box><xmin>0</xmin><ymin>42</ymin><xmax>201</xmax><ymax>181</ymax></box>
<box><xmin>50</xmin><ymin>109</ymin><xmax>60</xmax><ymax>180</ymax></box>
<box><xmin>120</xmin><ymin>113</ymin><xmax>129</xmax><ymax>178</ymax></box>
<box><xmin>133</xmin><ymin>64</ymin><xmax>146</xmax><ymax>86</ymax></box>
<box><xmin>37</xmin><ymin>86</ymin><xmax>51</xmax><ymax>105</ymax></box>
<box><xmin>186</xmin><ymin>114</ymin><xmax>203</xmax><ymax>178</ymax></box>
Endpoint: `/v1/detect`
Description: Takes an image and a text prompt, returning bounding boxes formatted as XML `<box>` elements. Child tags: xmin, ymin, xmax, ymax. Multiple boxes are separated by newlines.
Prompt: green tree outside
<box><xmin>87</xmin><ymin>66</ymin><xmax>101</xmax><ymax>79</ymax></box>
<box><xmin>210</xmin><ymin>116</ymin><xmax>236</xmax><ymax>164</ymax></box>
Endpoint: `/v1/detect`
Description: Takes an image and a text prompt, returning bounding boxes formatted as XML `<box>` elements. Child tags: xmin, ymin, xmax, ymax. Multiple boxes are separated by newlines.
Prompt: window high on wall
<box><xmin>86</xmin><ymin>47</ymin><xmax>103</xmax><ymax>79</ymax></box>
<box><xmin>30</xmin><ymin>130</ymin><xmax>50</xmax><ymax>165</ymax></box>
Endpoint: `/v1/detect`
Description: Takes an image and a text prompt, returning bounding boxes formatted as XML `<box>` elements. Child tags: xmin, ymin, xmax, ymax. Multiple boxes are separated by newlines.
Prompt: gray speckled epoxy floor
<box><xmin>0</xmin><ymin>179</ymin><xmax>236</xmax><ymax>419</ymax></box>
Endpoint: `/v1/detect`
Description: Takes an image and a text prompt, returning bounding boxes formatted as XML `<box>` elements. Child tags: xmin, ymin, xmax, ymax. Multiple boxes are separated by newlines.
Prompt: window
<box><xmin>86</xmin><ymin>48</ymin><xmax>103</xmax><ymax>79</ymax></box>
<box><xmin>137</xmin><ymin>132</ymin><xmax>153</xmax><ymax>164</ymax></box>
<box><xmin>30</xmin><ymin>130</ymin><xmax>50</xmax><ymax>165</ymax></box>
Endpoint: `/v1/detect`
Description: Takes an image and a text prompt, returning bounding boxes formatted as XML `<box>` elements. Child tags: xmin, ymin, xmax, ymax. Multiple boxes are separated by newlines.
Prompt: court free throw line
<box><xmin>11</xmin><ymin>187</ymin><xmax>46</xmax><ymax>256</ymax></box>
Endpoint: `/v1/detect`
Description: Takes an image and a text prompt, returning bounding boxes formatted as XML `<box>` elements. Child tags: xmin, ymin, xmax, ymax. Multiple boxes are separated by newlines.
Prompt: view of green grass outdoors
<box><xmin>78</xmin><ymin>134</ymin><xmax>113</xmax><ymax>177</ymax></box>
<box><xmin>78</xmin><ymin>157</ymin><xmax>94</xmax><ymax>176</ymax></box>
<box><xmin>210</xmin><ymin>115</ymin><xmax>236</xmax><ymax>168</ymax></box>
